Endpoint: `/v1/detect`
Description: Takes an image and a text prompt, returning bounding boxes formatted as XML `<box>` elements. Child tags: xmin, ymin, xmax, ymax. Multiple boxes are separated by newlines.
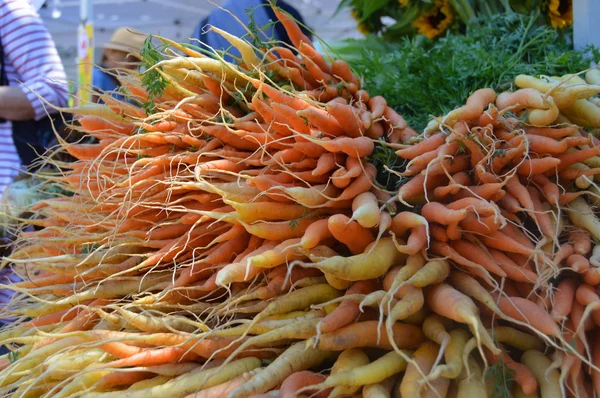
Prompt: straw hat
<box><xmin>102</xmin><ymin>27</ymin><xmax>146</xmax><ymax>54</ymax></box>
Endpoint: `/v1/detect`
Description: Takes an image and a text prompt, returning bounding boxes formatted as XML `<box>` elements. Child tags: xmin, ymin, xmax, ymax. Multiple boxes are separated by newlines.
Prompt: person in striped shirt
<box><xmin>0</xmin><ymin>0</ymin><xmax>68</xmax><ymax>332</ymax></box>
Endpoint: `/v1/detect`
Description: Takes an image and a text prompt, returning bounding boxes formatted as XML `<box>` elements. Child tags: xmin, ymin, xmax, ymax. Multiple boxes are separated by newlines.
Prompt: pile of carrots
<box><xmin>1</xmin><ymin>5</ymin><xmax>600</xmax><ymax>397</ymax></box>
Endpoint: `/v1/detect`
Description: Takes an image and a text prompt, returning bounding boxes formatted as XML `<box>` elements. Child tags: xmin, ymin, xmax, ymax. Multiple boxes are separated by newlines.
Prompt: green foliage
<box><xmin>140</xmin><ymin>36</ymin><xmax>168</xmax><ymax>114</ymax></box>
<box><xmin>244</xmin><ymin>4</ymin><xmax>277</xmax><ymax>51</ymax></box>
<box><xmin>81</xmin><ymin>243</ymin><xmax>101</xmax><ymax>254</ymax></box>
<box><xmin>42</xmin><ymin>184</ymin><xmax>74</xmax><ymax>198</ymax></box>
<box><xmin>331</xmin><ymin>12</ymin><xmax>598</xmax><ymax>132</ymax></box>
<box><xmin>289</xmin><ymin>208</ymin><xmax>312</xmax><ymax>230</ymax></box>
<box><xmin>367</xmin><ymin>139</ymin><xmax>406</xmax><ymax>191</ymax></box>
<box><xmin>487</xmin><ymin>353</ymin><xmax>516</xmax><ymax>398</ymax></box>
<box><xmin>7</xmin><ymin>350</ymin><xmax>19</xmax><ymax>364</ymax></box>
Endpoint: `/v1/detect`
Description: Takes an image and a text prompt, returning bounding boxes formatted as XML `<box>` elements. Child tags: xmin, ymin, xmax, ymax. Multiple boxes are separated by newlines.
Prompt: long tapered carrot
<box><xmin>517</xmin><ymin>157</ymin><xmax>561</xmax><ymax>175</ymax></box>
<box><xmin>325</xmin><ymin>101</ymin><xmax>363</xmax><ymax>138</ymax></box>
<box><xmin>488</xmin><ymin>249</ymin><xmax>537</xmax><ymax>283</ymax></box>
<box><xmin>331</xmin><ymin>59</ymin><xmax>359</xmax><ymax>86</ymax></box>
<box><xmin>479</xmin><ymin>231</ymin><xmax>537</xmax><ymax>256</ymax></box>
<box><xmin>558</xmin><ymin>146</ymin><xmax>600</xmax><ymax>170</ymax></box>
<box><xmin>279</xmin><ymin>371</ymin><xmax>330</xmax><ymax>398</ymax></box>
<box><xmin>271</xmin><ymin>7</ymin><xmax>313</xmax><ymax>49</ymax></box>
<box><xmin>497</xmin><ymin>296</ymin><xmax>560</xmax><ymax>337</ymax></box>
<box><xmin>425</xmin><ymin>283</ymin><xmax>499</xmax><ymax>354</ymax></box>
<box><xmin>451</xmin><ymin>240</ymin><xmax>507</xmax><ymax>277</ymax></box>
<box><xmin>310</xmin><ymin>320</ymin><xmax>423</xmax><ymax>351</ymax></box>
<box><xmin>319</xmin><ymin>279</ymin><xmax>378</xmax><ymax>334</ymax></box>
<box><xmin>396</xmin><ymin>134</ymin><xmax>446</xmax><ymax>160</ymax></box>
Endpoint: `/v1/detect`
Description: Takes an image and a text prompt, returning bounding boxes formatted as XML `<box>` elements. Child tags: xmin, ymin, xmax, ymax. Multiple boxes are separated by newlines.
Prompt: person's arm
<box><xmin>0</xmin><ymin>86</ymin><xmax>34</xmax><ymax>120</ymax></box>
<box><xmin>0</xmin><ymin>0</ymin><xmax>68</xmax><ymax>122</ymax></box>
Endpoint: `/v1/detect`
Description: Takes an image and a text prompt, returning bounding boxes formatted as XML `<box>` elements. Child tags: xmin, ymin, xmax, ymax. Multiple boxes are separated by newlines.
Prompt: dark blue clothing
<box><xmin>190</xmin><ymin>0</ymin><xmax>311</xmax><ymax>62</ymax></box>
<box><xmin>93</xmin><ymin>66</ymin><xmax>126</xmax><ymax>103</ymax></box>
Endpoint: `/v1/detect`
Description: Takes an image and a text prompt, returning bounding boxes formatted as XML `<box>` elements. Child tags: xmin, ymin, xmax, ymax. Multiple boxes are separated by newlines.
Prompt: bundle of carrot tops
<box><xmin>1</xmin><ymin>5</ymin><xmax>600</xmax><ymax>398</ymax></box>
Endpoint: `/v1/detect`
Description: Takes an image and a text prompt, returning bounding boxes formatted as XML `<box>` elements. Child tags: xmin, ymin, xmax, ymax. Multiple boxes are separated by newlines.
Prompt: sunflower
<box><xmin>548</xmin><ymin>0</ymin><xmax>573</xmax><ymax>29</ymax></box>
<box><xmin>351</xmin><ymin>9</ymin><xmax>370</xmax><ymax>34</ymax></box>
<box><xmin>412</xmin><ymin>0</ymin><xmax>454</xmax><ymax>39</ymax></box>
<box><xmin>357</xmin><ymin>23</ymin><xmax>370</xmax><ymax>35</ymax></box>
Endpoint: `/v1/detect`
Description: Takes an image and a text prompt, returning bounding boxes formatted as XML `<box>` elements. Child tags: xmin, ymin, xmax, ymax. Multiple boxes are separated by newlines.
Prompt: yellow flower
<box><xmin>398</xmin><ymin>0</ymin><xmax>411</xmax><ymax>7</ymax></box>
<box><xmin>412</xmin><ymin>0</ymin><xmax>454</xmax><ymax>39</ymax></box>
<box><xmin>548</xmin><ymin>0</ymin><xmax>573</xmax><ymax>29</ymax></box>
<box><xmin>351</xmin><ymin>9</ymin><xmax>369</xmax><ymax>34</ymax></box>
<box><xmin>357</xmin><ymin>23</ymin><xmax>370</xmax><ymax>35</ymax></box>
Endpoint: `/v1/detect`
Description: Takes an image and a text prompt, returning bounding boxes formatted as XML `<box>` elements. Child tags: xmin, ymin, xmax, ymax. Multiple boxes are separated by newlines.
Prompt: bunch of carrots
<box><xmin>1</xmin><ymin>4</ymin><xmax>600</xmax><ymax>397</ymax></box>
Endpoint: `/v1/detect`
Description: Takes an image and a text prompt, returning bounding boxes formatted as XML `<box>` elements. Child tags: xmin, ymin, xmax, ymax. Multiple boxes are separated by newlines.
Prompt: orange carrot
<box><xmin>584</xmin><ymin>268</ymin><xmax>600</xmax><ymax>286</ymax></box>
<box><xmin>331</xmin><ymin>59</ymin><xmax>360</xmax><ymax>87</ymax></box>
<box><xmin>395</xmin><ymin>133</ymin><xmax>446</xmax><ymax>160</ymax></box>
<box><xmin>558</xmin><ymin>146</ymin><xmax>600</xmax><ymax>170</ymax></box>
<box><xmin>299</xmin><ymin>42</ymin><xmax>331</xmax><ymax>74</ymax></box>
<box><xmin>405</xmin><ymin>148</ymin><xmax>443</xmax><ymax>177</ymax></box>
<box><xmin>488</xmin><ymin>250</ymin><xmax>538</xmax><ymax>283</ymax></box>
<box><xmin>485</xmin><ymin>348</ymin><xmax>538</xmax><ymax>395</ymax></box>
<box><xmin>421</xmin><ymin>202</ymin><xmax>467</xmax><ymax>225</ymax></box>
<box><xmin>368</xmin><ymin>96</ymin><xmax>387</xmax><ymax>119</ymax></box>
<box><xmin>551</xmin><ymin>278</ymin><xmax>577</xmax><ymax>322</ymax></box>
<box><xmin>328</xmin><ymin>214</ymin><xmax>374</xmax><ymax>254</ymax></box>
<box><xmin>390</xmin><ymin>212</ymin><xmax>429</xmax><ymax>252</ymax></box>
<box><xmin>312</xmin><ymin>320</ymin><xmax>424</xmax><ymax>351</ymax></box>
<box><xmin>499</xmin><ymin>192</ymin><xmax>522</xmax><ymax>213</ymax></box>
<box><xmin>430</xmin><ymin>241</ymin><xmax>492</xmax><ymax>283</ymax></box>
<box><xmin>325</xmin><ymin>102</ymin><xmax>364</xmax><ymax>138</ymax></box>
<box><xmin>459</xmin><ymin>213</ymin><xmax>501</xmax><ymax>235</ymax></box>
<box><xmin>319</xmin><ymin>279</ymin><xmax>379</xmax><ymax>334</ymax></box>
<box><xmin>496</xmin><ymin>296</ymin><xmax>560</xmax><ymax>337</ymax></box>
<box><xmin>312</xmin><ymin>152</ymin><xmax>341</xmax><ymax>177</ymax></box>
<box><xmin>430</xmin><ymin>225</ymin><xmax>449</xmax><ymax>243</ymax></box>
<box><xmin>505</xmin><ymin>177</ymin><xmax>535</xmax><ymax>213</ymax></box>
<box><xmin>527</xmin><ymin>135</ymin><xmax>589</xmax><ymax>154</ymax></box>
<box><xmin>534</xmin><ymin>174</ymin><xmax>560</xmax><ymax>205</ymax></box>
<box><xmin>517</xmin><ymin>157</ymin><xmax>561</xmax><ymax>175</ymax></box>
<box><xmin>280</xmin><ymin>371</ymin><xmax>330</xmax><ymax>398</ymax></box>
<box><xmin>526</xmin><ymin>186</ymin><xmax>555</xmax><ymax>238</ymax></box>
<box><xmin>425</xmin><ymin>283</ymin><xmax>498</xmax><ymax>353</ymax></box>
<box><xmin>297</xmin><ymin>107</ymin><xmax>346</xmax><ymax>137</ymax></box>
<box><xmin>383</xmin><ymin>106</ymin><xmax>408</xmax><ymax>131</ymax></box>
<box><xmin>554</xmin><ymin>243</ymin><xmax>574</xmax><ymax>266</ymax></box>
<box><xmin>328</xmin><ymin>163</ymin><xmax>376</xmax><ymax>204</ymax></box>
<box><xmin>567</xmin><ymin>254</ymin><xmax>590</xmax><ymax>272</ymax></box>
<box><xmin>300</xmin><ymin>52</ymin><xmax>333</xmax><ymax>85</ymax></box>
<box><xmin>312</xmin><ymin>136</ymin><xmax>375</xmax><ymax>158</ymax></box>
<box><xmin>491</xmin><ymin>140</ymin><xmax>527</xmax><ymax>173</ymax></box>
<box><xmin>570</xmin><ymin>229</ymin><xmax>592</xmax><ymax>255</ymax></box>
<box><xmin>443</xmin><ymin>88</ymin><xmax>497</xmax><ymax>125</ymax></box>
<box><xmin>272</xmin><ymin>6</ymin><xmax>313</xmax><ymax>49</ymax></box>
<box><xmin>22</xmin><ymin>306</ymin><xmax>82</xmax><ymax>327</ymax></box>
<box><xmin>575</xmin><ymin>284</ymin><xmax>600</xmax><ymax>326</ymax></box>
<box><xmin>393</xmin><ymin>173</ymin><xmax>448</xmax><ymax>205</ymax></box>
<box><xmin>525</xmin><ymin>126</ymin><xmax>578</xmax><ymax>139</ymax></box>
<box><xmin>451</xmin><ymin>240</ymin><xmax>507</xmax><ymax>277</ymax></box>
<box><xmin>96</xmin><ymin>371</ymin><xmax>153</xmax><ymax>389</ymax></box>
<box><xmin>479</xmin><ymin>231</ymin><xmax>536</xmax><ymax>256</ymax></box>
<box><xmin>445</xmin><ymin>197</ymin><xmax>498</xmax><ymax>216</ymax></box>
<box><xmin>298</xmin><ymin>218</ymin><xmax>333</xmax><ymax>249</ymax></box>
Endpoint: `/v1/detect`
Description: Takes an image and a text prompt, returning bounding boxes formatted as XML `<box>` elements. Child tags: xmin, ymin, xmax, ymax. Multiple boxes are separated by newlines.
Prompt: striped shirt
<box><xmin>0</xmin><ymin>0</ymin><xmax>68</xmax><ymax>191</ymax></box>
<box><xmin>0</xmin><ymin>0</ymin><xmax>67</xmax><ymax>320</ymax></box>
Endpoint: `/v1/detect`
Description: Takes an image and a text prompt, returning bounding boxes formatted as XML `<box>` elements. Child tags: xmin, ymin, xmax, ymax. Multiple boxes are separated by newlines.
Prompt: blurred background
<box><xmin>37</xmin><ymin>0</ymin><xmax>361</xmax><ymax>82</ymax></box>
